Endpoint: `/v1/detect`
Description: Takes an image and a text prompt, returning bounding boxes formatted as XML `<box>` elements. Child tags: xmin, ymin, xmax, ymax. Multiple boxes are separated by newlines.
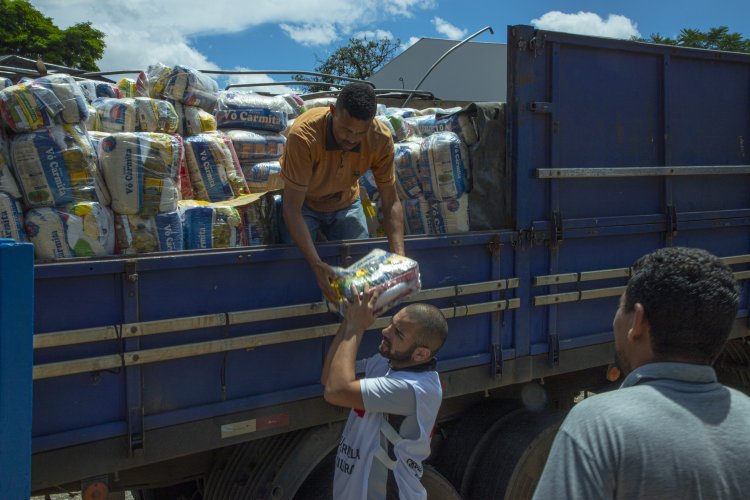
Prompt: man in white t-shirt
<box><xmin>321</xmin><ymin>286</ymin><xmax>448</xmax><ymax>499</ymax></box>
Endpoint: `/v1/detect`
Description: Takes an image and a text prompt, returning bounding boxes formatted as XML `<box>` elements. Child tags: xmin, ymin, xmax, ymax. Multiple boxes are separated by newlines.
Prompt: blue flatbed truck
<box><xmin>2</xmin><ymin>24</ymin><xmax>750</xmax><ymax>499</ymax></box>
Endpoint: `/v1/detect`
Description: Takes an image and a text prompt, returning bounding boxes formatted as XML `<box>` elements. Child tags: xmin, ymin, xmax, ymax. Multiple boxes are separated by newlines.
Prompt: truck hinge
<box><xmin>125</xmin><ymin>259</ymin><xmax>138</xmax><ymax>283</ymax></box>
<box><xmin>529</xmin><ymin>101</ymin><xmax>553</xmax><ymax>114</ymax></box>
<box><xmin>666</xmin><ymin>204</ymin><xmax>678</xmax><ymax>238</ymax></box>
<box><xmin>487</xmin><ymin>234</ymin><xmax>502</xmax><ymax>256</ymax></box>
<box><xmin>550</xmin><ymin>210</ymin><xmax>563</xmax><ymax>247</ymax></box>
<box><xmin>491</xmin><ymin>343</ymin><xmax>503</xmax><ymax>377</ymax></box>
<box><xmin>547</xmin><ymin>333</ymin><xmax>560</xmax><ymax>367</ymax></box>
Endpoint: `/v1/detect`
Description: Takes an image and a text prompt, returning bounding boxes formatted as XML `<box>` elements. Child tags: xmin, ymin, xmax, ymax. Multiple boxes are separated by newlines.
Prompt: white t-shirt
<box><xmin>333</xmin><ymin>354</ymin><xmax>442</xmax><ymax>500</ymax></box>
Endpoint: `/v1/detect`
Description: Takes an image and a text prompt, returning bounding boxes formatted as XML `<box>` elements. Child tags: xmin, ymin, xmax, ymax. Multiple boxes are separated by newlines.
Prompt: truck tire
<box><xmin>462</xmin><ymin>409</ymin><xmax>564</xmax><ymax>500</ymax></box>
<box><xmin>429</xmin><ymin>399</ymin><xmax>521</xmax><ymax>491</ymax></box>
<box><xmin>133</xmin><ymin>480</ymin><xmax>202</xmax><ymax>500</ymax></box>
<box><xmin>422</xmin><ymin>465</ymin><xmax>462</xmax><ymax>499</ymax></box>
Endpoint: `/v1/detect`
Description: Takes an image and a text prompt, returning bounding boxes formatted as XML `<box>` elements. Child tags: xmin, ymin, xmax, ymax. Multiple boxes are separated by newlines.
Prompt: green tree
<box><xmin>295</xmin><ymin>36</ymin><xmax>401</xmax><ymax>93</ymax></box>
<box><xmin>0</xmin><ymin>0</ymin><xmax>105</xmax><ymax>71</ymax></box>
<box><xmin>638</xmin><ymin>26</ymin><xmax>750</xmax><ymax>53</ymax></box>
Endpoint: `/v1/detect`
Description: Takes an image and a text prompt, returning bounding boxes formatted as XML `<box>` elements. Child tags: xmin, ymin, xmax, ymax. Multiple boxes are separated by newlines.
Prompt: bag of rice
<box><xmin>418</xmin><ymin>131</ymin><xmax>469</xmax><ymax>201</ymax></box>
<box><xmin>184</xmin><ymin>133</ymin><xmax>248</xmax><ymax>202</ymax></box>
<box><xmin>24</xmin><ymin>201</ymin><xmax>115</xmax><ymax>259</ymax></box>
<box><xmin>0</xmin><ymin>192</ymin><xmax>26</xmax><ymax>241</ymax></box>
<box><xmin>330</xmin><ymin>248</ymin><xmax>421</xmax><ymax>314</ymax></box>
<box><xmin>10</xmin><ymin>124</ymin><xmax>104</xmax><ymax>207</ymax></box>
<box><xmin>402</xmin><ymin>194</ymin><xmax>469</xmax><ymax>235</ymax></box>
<box><xmin>215</xmin><ymin>91</ymin><xmax>288</xmax><ymax>132</ymax></box>
<box><xmin>98</xmin><ymin>132</ymin><xmax>182</xmax><ymax>215</ymax></box>
<box><xmin>115</xmin><ymin>210</ymin><xmax>183</xmax><ymax>254</ymax></box>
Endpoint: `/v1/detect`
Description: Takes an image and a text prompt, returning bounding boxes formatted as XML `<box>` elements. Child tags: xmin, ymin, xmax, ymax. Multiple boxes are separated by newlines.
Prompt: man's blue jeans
<box><xmin>281</xmin><ymin>198</ymin><xmax>369</xmax><ymax>243</ymax></box>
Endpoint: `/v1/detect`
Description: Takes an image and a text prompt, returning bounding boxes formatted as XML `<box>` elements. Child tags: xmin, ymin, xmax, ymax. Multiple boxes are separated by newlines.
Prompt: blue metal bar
<box><xmin>0</xmin><ymin>239</ymin><xmax>34</xmax><ymax>499</ymax></box>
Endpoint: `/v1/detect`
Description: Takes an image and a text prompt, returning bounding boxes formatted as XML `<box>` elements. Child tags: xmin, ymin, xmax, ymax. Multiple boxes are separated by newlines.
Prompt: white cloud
<box><xmin>531</xmin><ymin>11</ymin><xmax>640</xmax><ymax>39</ymax></box>
<box><xmin>431</xmin><ymin>17</ymin><xmax>467</xmax><ymax>40</ymax></box>
<box><xmin>401</xmin><ymin>37</ymin><xmax>421</xmax><ymax>51</ymax></box>
<box><xmin>28</xmin><ymin>0</ymin><xmax>437</xmax><ymax>71</ymax></box>
<box><xmin>280</xmin><ymin>23</ymin><xmax>339</xmax><ymax>46</ymax></box>
<box><xmin>353</xmin><ymin>30</ymin><xmax>395</xmax><ymax>41</ymax></box>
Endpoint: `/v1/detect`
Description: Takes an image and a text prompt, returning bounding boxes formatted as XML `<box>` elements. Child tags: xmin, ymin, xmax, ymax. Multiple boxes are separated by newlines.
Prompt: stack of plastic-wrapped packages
<box><xmin>0</xmin><ymin>74</ymin><xmax>115</xmax><ymax>259</ymax></box>
<box><xmin>361</xmin><ymin>105</ymin><xmax>476</xmax><ymax>235</ymax></box>
<box><xmin>0</xmin><ymin>64</ymin><xmax>308</xmax><ymax>260</ymax></box>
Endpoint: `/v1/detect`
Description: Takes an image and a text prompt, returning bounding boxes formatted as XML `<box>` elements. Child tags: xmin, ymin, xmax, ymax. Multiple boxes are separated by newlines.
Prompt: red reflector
<box><xmin>256</xmin><ymin>413</ymin><xmax>290</xmax><ymax>431</ymax></box>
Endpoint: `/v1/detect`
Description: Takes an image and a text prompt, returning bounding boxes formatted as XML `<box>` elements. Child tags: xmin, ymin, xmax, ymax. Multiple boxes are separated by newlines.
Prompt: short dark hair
<box><xmin>403</xmin><ymin>303</ymin><xmax>448</xmax><ymax>355</ymax></box>
<box><xmin>335</xmin><ymin>83</ymin><xmax>377</xmax><ymax>120</ymax></box>
<box><xmin>625</xmin><ymin>247</ymin><xmax>739</xmax><ymax>364</ymax></box>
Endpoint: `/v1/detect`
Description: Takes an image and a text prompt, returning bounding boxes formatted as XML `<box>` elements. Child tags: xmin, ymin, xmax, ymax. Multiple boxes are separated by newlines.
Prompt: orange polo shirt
<box><xmin>280</xmin><ymin>107</ymin><xmax>395</xmax><ymax>212</ymax></box>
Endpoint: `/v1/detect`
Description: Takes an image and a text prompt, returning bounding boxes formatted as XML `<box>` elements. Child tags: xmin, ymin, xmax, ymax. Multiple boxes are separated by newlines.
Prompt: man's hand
<box><xmin>313</xmin><ymin>260</ymin><xmax>339</xmax><ymax>303</ymax></box>
<box><xmin>342</xmin><ymin>284</ymin><xmax>379</xmax><ymax>333</ymax></box>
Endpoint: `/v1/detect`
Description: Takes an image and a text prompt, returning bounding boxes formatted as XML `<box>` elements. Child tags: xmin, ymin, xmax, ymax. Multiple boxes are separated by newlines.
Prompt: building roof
<box><xmin>368</xmin><ymin>38</ymin><xmax>507</xmax><ymax>102</ymax></box>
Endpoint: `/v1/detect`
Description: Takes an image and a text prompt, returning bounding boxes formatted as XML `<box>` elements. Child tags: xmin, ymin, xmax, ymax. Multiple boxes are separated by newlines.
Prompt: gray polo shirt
<box><xmin>533</xmin><ymin>362</ymin><xmax>750</xmax><ymax>500</ymax></box>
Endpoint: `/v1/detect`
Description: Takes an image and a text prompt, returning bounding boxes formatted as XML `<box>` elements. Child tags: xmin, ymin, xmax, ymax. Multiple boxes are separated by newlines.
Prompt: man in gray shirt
<box><xmin>534</xmin><ymin>247</ymin><xmax>750</xmax><ymax>499</ymax></box>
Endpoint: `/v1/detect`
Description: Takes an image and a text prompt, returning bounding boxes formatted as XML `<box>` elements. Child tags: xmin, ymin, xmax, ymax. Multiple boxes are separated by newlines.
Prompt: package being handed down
<box><xmin>330</xmin><ymin>249</ymin><xmax>421</xmax><ymax>314</ymax></box>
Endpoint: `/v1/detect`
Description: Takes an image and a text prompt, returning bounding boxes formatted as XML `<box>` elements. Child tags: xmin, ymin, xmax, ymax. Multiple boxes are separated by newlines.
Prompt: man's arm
<box><xmin>323</xmin><ymin>286</ymin><xmax>378</xmax><ymax>409</ymax></box>
<box><xmin>282</xmin><ymin>186</ymin><xmax>338</xmax><ymax>303</ymax></box>
<box><xmin>378</xmin><ymin>181</ymin><xmax>405</xmax><ymax>255</ymax></box>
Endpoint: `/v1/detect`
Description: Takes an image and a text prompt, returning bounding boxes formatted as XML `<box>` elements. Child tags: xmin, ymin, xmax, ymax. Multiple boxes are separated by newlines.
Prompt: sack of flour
<box><xmin>394</xmin><ymin>140</ymin><xmax>423</xmax><ymax>199</ymax></box>
<box><xmin>173</xmin><ymin>102</ymin><xmax>216</xmax><ymax>136</ymax></box>
<box><xmin>330</xmin><ymin>248</ymin><xmax>421</xmax><ymax>314</ymax></box>
<box><xmin>184</xmin><ymin>133</ymin><xmax>248</xmax><ymax>202</ymax></box>
<box><xmin>215</xmin><ymin>91</ymin><xmax>288</xmax><ymax>132</ymax></box>
<box><xmin>180</xmin><ymin>201</ymin><xmax>244</xmax><ymax>249</ymax></box>
<box><xmin>0</xmin><ymin>192</ymin><xmax>26</xmax><ymax>241</ymax></box>
<box><xmin>25</xmin><ymin>202</ymin><xmax>115</xmax><ymax>259</ymax></box>
<box><xmin>226</xmin><ymin>129</ymin><xmax>286</xmax><ymax>164</ymax></box>
<box><xmin>403</xmin><ymin>194</ymin><xmax>469</xmax><ymax>235</ymax></box>
<box><xmin>97</xmin><ymin>132</ymin><xmax>182</xmax><ymax>215</ymax></box>
<box><xmin>419</xmin><ymin>131</ymin><xmax>469</xmax><ymax>201</ymax></box>
<box><xmin>115</xmin><ymin>210</ymin><xmax>183</xmax><ymax>254</ymax></box>
<box><xmin>10</xmin><ymin>124</ymin><xmax>104</xmax><ymax>207</ymax></box>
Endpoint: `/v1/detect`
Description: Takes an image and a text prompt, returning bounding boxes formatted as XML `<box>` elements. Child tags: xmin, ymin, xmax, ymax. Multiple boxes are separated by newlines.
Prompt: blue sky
<box><xmin>29</xmin><ymin>1</ymin><xmax>750</xmax><ymax>91</ymax></box>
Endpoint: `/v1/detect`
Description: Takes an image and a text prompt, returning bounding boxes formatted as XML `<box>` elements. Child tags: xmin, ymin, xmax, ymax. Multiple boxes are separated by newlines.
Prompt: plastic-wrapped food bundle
<box><xmin>115</xmin><ymin>210</ymin><xmax>183</xmax><ymax>254</ymax></box>
<box><xmin>180</xmin><ymin>201</ymin><xmax>244</xmax><ymax>249</ymax></box>
<box><xmin>417</xmin><ymin>107</ymin><xmax>462</xmax><ymax>116</ymax></box>
<box><xmin>92</xmin><ymin>97</ymin><xmax>178</xmax><ymax>134</ymax></box>
<box><xmin>162</xmin><ymin>66</ymin><xmax>219</xmax><ymax>112</ymax></box>
<box><xmin>116</xmin><ymin>78</ymin><xmax>137</xmax><ymax>98</ymax></box>
<box><xmin>173</xmin><ymin>102</ymin><xmax>216</xmax><ymax>136</ymax></box>
<box><xmin>303</xmin><ymin>97</ymin><xmax>337</xmax><ymax>109</ymax></box>
<box><xmin>0</xmin><ymin>192</ymin><xmax>26</xmax><ymax>241</ymax></box>
<box><xmin>376</xmin><ymin>114</ymin><xmax>413</xmax><ymax>142</ymax></box>
<box><xmin>406</xmin><ymin>112</ymin><xmax>478</xmax><ymax>145</ymax></box>
<box><xmin>24</xmin><ymin>201</ymin><xmax>115</xmax><ymax>259</ymax></box>
<box><xmin>281</xmin><ymin>93</ymin><xmax>306</xmax><ymax>118</ymax></box>
<box><xmin>0</xmin><ymin>82</ymin><xmax>64</xmax><ymax>131</ymax></box>
<box><xmin>330</xmin><ymin>248</ymin><xmax>421</xmax><ymax>314</ymax></box>
<box><xmin>34</xmin><ymin>74</ymin><xmax>89</xmax><ymax>125</ymax></box>
<box><xmin>0</xmin><ymin>128</ymin><xmax>22</xmax><ymax>199</ymax></box>
<box><xmin>242</xmin><ymin>161</ymin><xmax>283</xmax><ymax>193</ymax></box>
<box><xmin>10</xmin><ymin>124</ymin><xmax>105</xmax><ymax>207</ymax></box>
<box><xmin>385</xmin><ymin>107</ymin><xmax>419</xmax><ymax>119</ymax></box>
<box><xmin>419</xmin><ymin>131</ymin><xmax>469</xmax><ymax>201</ymax></box>
<box><xmin>136</xmin><ymin>63</ymin><xmax>172</xmax><ymax>99</ymax></box>
<box><xmin>226</xmin><ymin>129</ymin><xmax>286</xmax><ymax>164</ymax></box>
<box><xmin>85</xmin><ymin>103</ymin><xmax>98</xmax><ymax>130</ymax></box>
<box><xmin>76</xmin><ymin>79</ymin><xmax>118</xmax><ymax>103</ymax></box>
<box><xmin>0</xmin><ymin>78</ymin><xmax>11</xmax><ymax>90</ymax></box>
<box><xmin>98</xmin><ymin>132</ymin><xmax>182</xmax><ymax>215</ymax></box>
<box><xmin>403</xmin><ymin>194</ymin><xmax>469</xmax><ymax>235</ymax></box>
<box><xmin>394</xmin><ymin>140</ymin><xmax>423</xmax><ymax>199</ymax></box>
<box><xmin>215</xmin><ymin>91</ymin><xmax>289</xmax><ymax>132</ymax></box>
<box><xmin>184</xmin><ymin>133</ymin><xmax>248</xmax><ymax>202</ymax></box>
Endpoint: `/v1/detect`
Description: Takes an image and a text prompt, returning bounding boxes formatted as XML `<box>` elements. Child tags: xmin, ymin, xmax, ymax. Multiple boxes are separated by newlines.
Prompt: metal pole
<box><xmin>401</xmin><ymin>26</ymin><xmax>495</xmax><ymax>108</ymax></box>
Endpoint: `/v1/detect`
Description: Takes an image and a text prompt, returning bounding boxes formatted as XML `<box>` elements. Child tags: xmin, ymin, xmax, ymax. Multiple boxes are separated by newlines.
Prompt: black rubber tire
<box><xmin>293</xmin><ymin>449</ymin><xmax>335</xmax><ymax>499</ymax></box>
<box><xmin>463</xmin><ymin>409</ymin><xmax>564</xmax><ymax>500</ymax></box>
<box><xmin>133</xmin><ymin>480</ymin><xmax>202</xmax><ymax>500</ymax></box>
<box><xmin>429</xmin><ymin>399</ymin><xmax>521</xmax><ymax>491</ymax></box>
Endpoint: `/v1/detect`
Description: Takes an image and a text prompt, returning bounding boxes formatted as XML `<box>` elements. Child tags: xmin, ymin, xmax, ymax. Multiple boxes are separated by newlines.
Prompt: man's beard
<box><xmin>379</xmin><ymin>339</ymin><xmax>416</xmax><ymax>362</ymax></box>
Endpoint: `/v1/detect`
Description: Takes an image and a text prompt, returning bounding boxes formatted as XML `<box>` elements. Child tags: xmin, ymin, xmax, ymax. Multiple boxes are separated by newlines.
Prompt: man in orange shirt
<box><xmin>280</xmin><ymin>83</ymin><xmax>404</xmax><ymax>302</ymax></box>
